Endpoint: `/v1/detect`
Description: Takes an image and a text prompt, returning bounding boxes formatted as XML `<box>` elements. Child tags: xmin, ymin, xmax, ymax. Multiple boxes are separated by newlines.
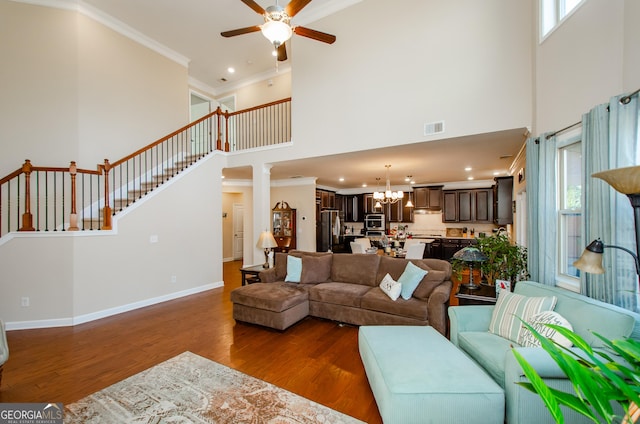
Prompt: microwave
<box><xmin>364</xmin><ymin>214</ymin><xmax>385</xmax><ymax>230</ymax></box>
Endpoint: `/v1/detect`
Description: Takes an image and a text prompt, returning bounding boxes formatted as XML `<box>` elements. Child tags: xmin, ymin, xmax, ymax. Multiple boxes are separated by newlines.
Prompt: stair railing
<box><xmin>0</xmin><ymin>98</ymin><xmax>291</xmax><ymax>239</ymax></box>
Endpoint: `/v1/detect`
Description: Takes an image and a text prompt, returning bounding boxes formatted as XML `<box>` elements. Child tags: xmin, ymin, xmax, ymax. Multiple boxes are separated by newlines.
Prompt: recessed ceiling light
<box><xmin>362</xmin><ymin>183</ymin><xmax>367</xmax><ymax>188</ymax></box>
<box><xmin>404</xmin><ymin>175</ymin><xmax>412</xmax><ymax>182</ymax></box>
<box><xmin>339</xmin><ymin>177</ymin><xmax>345</xmax><ymax>182</ymax></box>
<box><xmin>467</xmin><ymin>176</ymin><xmax>474</xmax><ymax>181</ymax></box>
<box><xmin>493</xmin><ymin>171</ymin><xmax>500</xmax><ymax>176</ymax></box>
<box><xmin>465</xmin><ymin>167</ymin><xmax>472</xmax><ymax>171</ymax></box>
<box><xmin>410</xmin><ymin>180</ymin><xmax>416</xmax><ymax>184</ymax></box>
<box><xmin>227</xmin><ymin>67</ymin><xmax>235</xmax><ymax>73</ymax></box>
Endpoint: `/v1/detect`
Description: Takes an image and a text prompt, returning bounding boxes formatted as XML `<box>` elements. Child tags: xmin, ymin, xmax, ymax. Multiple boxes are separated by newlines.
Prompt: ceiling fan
<box><xmin>221</xmin><ymin>0</ymin><xmax>336</xmax><ymax>62</ymax></box>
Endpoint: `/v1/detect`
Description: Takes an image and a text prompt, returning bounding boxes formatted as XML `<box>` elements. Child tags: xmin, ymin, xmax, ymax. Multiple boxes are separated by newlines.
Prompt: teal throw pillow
<box><xmin>285</xmin><ymin>255</ymin><xmax>302</xmax><ymax>283</ymax></box>
<box><xmin>398</xmin><ymin>261</ymin><xmax>428</xmax><ymax>300</ymax></box>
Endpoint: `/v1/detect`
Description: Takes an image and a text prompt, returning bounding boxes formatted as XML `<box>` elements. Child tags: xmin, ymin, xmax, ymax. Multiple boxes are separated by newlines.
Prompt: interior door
<box><xmin>233</xmin><ymin>203</ymin><xmax>244</xmax><ymax>260</ymax></box>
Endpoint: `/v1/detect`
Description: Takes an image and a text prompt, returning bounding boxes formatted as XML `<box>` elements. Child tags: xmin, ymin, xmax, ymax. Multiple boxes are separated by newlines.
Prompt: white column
<box><xmin>253</xmin><ymin>163</ymin><xmax>272</xmax><ymax>265</ymax></box>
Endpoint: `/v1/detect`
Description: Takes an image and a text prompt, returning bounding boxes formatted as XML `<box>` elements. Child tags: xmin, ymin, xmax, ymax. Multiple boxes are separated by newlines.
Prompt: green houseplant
<box><xmin>451</xmin><ymin>232</ymin><xmax>529</xmax><ymax>286</ymax></box>
<box><xmin>476</xmin><ymin>231</ymin><xmax>529</xmax><ymax>286</ymax></box>
<box><xmin>512</xmin><ymin>322</ymin><xmax>640</xmax><ymax>424</ymax></box>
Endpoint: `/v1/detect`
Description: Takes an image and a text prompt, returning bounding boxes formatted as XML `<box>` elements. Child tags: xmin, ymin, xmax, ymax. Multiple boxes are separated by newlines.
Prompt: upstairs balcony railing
<box><xmin>0</xmin><ymin>98</ymin><xmax>291</xmax><ymax>239</ymax></box>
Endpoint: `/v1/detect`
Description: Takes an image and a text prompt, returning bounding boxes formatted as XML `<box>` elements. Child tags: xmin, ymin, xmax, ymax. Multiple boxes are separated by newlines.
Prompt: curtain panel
<box><xmin>528</xmin><ymin>92</ymin><xmax>639</xmax><ymax>311</ymax></box>
<box><xmin>581</xmin><ymin>95</ymin><xmax>639</xmax><ymax>311</ymax></box>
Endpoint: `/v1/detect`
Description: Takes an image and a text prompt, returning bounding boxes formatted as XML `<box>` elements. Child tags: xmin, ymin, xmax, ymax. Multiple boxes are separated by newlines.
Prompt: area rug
<box><xmin>64</xmin><ymin>351</ymin><xmax>364</xmax><ymax>423</ymax></box>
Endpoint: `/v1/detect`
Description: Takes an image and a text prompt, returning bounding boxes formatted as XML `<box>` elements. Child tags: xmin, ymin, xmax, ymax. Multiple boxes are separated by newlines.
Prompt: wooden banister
<box><xmin>19</xmin><ymin>160</ymin><xmax>34</xmax><ymax>231</ymax></box>
<box><xmin>1</xmin><ymin>97</ymin><xmax>291</xmax><ymax>238</ymax></box>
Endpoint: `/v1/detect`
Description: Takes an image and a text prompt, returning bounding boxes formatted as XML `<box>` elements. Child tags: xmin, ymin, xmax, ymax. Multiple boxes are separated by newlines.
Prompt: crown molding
<box><xmin>11</xmin><ymin>0</ymin><xmax>190</xmax><ymax>68</ymax></box>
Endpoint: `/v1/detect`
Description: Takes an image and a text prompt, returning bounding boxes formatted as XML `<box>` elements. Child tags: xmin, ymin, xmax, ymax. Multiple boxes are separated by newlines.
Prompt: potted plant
<box><xmin>475</xmin><ymin>232</ymin><xmax>529</xmax><ymax>286</ymax></box>
<box><xmin>512</xmin><ymin>322</ymin><xmax>640</xmax><ymax>424</ymax></box>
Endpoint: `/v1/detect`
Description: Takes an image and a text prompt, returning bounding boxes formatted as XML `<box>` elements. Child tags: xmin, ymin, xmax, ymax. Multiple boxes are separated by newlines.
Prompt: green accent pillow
<box><xmin>398</xmin><ymin>262</ymin><xmax>428</xmax><ymax>300</ymax></box>
<box><xmin>285</xmin><ymin>255</ymin><xmax>302</xmax><ymax>283</ymax></box>
<box><xmin>489</xmin><ymin>291</ymin><xmax>557</xmax><ymax>344</ymax></box>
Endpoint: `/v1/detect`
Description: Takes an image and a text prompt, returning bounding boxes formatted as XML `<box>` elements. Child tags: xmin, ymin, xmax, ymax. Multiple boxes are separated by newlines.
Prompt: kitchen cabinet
<box><xmin>413</xmin><ymin>186</ymin><xmax>443</xmax><ymax>210</ymax></box>
<box><xmin>363</xmin><ymin>193</ymin><xmax>378</xmax><ymax>214</ymax></box>
<box><xmin>493</xmin><ymin>176</ymin><xmax>513</xmax><ymax>225</ymax></box>
<box><xmin>428</xmin><ymin>238</ymin><xmax>477</xmax><ymax>260</ymax></box>
<box><xmin>317</xmin><ymin>189</ymin><xmax>336</xmax><ymax>209</ymax></box>
<box><xmin>442</xmin><ymin>188</ymin><xmax>493</xmax><ymax>223</ymax></box>
<box><xmin>341</xmin><ymin>194</ymin><xmax>364</xmax><ymax>222</ymax></box>
<box><xmin>272</xmin><ymin>201</ymin><xmax>296</xmax><ymax>252</ymax></box>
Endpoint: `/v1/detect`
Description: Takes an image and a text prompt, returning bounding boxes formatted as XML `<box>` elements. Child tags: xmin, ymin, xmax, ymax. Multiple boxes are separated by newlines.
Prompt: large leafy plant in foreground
<box><xmin>512</xmin><ymin>322</ymin><xmax>640</xmax><ymax>423</ymax></box>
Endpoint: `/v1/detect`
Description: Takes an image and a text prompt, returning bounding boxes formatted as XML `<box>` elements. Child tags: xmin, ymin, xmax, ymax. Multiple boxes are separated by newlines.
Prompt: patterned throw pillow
<box><xmin>488</xmin><ymin>291</ymin><xmax>557</xmax><ymax>344</ymax></box>
<box><xmin>398</xmin><ymin>262</ymin><xmax>428</xmax><ymax>300</ymax></box>
<box><xmin>379</xmin><ymin>273</ymin><xmax>402</xmax><ymax>301</ymax></box>
<box><xmin>284</xmin><ymin>256</ymin><xmax>302</xmax><ymax>283</ymax></box>
<box><xmin>518</xmin><ymin>311</ymin><xmax>574</xmax><ymax>347</ymax></box>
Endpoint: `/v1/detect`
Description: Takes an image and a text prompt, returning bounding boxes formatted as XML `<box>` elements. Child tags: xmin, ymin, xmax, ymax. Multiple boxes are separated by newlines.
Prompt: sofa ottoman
<box><xmin>230</xmin><ymin>282</ymin><xmax>309</xmax><ymax>330</ymax></box>
<box><xmin>359</xmin><ymin>325</ymin><xmax>504</xmax><ymax>424</ymax></box>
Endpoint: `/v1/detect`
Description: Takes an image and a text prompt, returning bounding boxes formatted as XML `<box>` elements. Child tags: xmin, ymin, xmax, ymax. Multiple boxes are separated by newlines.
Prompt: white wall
<box><xmin>0</xmin><ymin>1</ymin><xmax>79</xmax><ymax>176</ymax></box>
<box><xmin>534</xmin><ymin>0</ymin><xmax>640</xmax><ymax>134</ymax></box>
<box><xmin>290</xmin><ymin>0</ymin><xmax>533</xmax><ymax>158</ymax></box>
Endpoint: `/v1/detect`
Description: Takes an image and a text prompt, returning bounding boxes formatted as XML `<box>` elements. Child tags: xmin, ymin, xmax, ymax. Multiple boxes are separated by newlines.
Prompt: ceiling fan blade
<box><xmin>240</xmin><ymin>0</ymin><xmax>265</xmax><ymax>15</ymax></box>
<box><xmin>277</xmin><ymin>43</ymin><xmax>287</xmax><ymax>61</ymax></box>
<box><xmin>221</xmin><ymin>25</ymin><xmax>262</xmax><ymax>38</ymax></box>
<box><xmin>285</xmin><ymin>0</ymin><xmax>312</xmax><ymax>17</ymax></box>
<box><xmin>293</xmin><ymin>26</ymin><xmax>336</xmax><ymax>44</ymax></box>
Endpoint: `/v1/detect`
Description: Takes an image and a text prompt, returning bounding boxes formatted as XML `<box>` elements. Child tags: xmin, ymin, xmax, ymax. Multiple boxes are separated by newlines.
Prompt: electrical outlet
<box><xmin>150</xmin><ymin>235</ymin><xmax>158</xmax><ymax>243</ymax></box>
<box><xmin>171</xmin><ymin>275</ymin><xmax>177</xmax><ymax>283</ymax></box>
<box><xmin>21</xmin><ymin>297</ymin><xmax>30</xmax><ymax>307</ymax></box>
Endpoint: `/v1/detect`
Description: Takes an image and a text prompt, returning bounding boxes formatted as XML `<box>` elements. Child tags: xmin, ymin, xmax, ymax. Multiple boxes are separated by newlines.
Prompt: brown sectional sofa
<box><xmin>230</xmin><ymin>250</ymin><xmax>453</xmax><ymax>335</ymax></box>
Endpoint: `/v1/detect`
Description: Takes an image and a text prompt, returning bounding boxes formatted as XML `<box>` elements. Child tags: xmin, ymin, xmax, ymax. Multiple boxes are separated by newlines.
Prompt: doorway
<box><xmin>233</xmin><ymin>203</ymin><xmax>244</xmax><ymax>260</ymax></box>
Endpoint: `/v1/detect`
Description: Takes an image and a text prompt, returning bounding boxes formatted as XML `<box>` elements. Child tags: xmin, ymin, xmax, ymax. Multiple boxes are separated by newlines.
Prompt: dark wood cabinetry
<box><xmin>318</xmin><ymin>190</ymin><xmax>335</xmax><ymax>209</ymax></box>
<box><xmin>493</xmin><ymin>176</ymin><xmax>513</xmax><ymax>225</ymax></box>
<box><xmin>428</xmin><ymin>238</ymin><xmax>476</xmax><ymax>260</ymax></box>
<box><xmin>340</xmin><ymin>194</ymin><xmax>364</xmax><ymax>222</ymax></box>
<box><xmin>272</xmin><ymin>202</ymin><xmax>296</xmax><ymax>252</ymax></box>
<box><xmin>413</xmin><ymin>186</ymin><xmax>443</xmax><ymax>210</ymax></box>
<box><xmin>363</xmin><ymin>193</ymin><xmax>378</xmax><ymax>214</ymax></box>
<box><xmin>442</xmin><ymin>188</ymin><xmax>493</xmax><ymax>223</ymax></box>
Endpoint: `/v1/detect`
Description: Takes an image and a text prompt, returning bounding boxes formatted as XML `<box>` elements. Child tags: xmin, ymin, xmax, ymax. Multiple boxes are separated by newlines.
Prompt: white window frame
<box><xmin>540</xmin><ymin>0</ymin><xmax>586</xmax><ymax>43</ymax></box>
<box><xmin>555</xmin><ymin>129</ymin><xmax>582</xmax><ymax>292</ymax></box>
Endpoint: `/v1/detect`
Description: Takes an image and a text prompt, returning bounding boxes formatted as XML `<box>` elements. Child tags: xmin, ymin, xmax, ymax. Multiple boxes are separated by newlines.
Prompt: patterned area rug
<box><xmin>65</xmin><ymin>351</ymin><xmax>364</xmax><ymax>423</ymax></box>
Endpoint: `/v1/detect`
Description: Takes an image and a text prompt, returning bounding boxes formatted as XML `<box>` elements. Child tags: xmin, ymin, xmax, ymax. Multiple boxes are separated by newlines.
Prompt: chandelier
<box><xmin>373</xmin><ymin>165</ymin><xmax>405</xmax><ymax>206</ymax></box>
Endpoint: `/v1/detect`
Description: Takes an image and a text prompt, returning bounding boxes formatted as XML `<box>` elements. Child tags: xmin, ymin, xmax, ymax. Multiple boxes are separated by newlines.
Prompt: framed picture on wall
<box><xmin>496</xmin><ymin>279</ymin><xmax>511</xmax><ymax>294</ymax></box>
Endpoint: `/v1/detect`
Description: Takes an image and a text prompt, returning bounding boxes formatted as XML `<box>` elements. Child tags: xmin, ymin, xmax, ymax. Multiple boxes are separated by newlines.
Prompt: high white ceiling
<box><xmin>79</xmin><ymin>0</ymin><xmax>528</xmax><ymax>190</ymax></box>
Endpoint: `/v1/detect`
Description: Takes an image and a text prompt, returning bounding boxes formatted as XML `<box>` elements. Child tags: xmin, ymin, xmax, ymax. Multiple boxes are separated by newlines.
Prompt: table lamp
<box><xmin>573</xmin><ymin>165</ymin><xmax>640</xmax><ymax>280</ymax></box>
<box><xmin>257</xmin><ymin>230</ymin><xmax>278</xmax><ymax>268</ymax></box>
<box><xmin>453</xmin><ymin>246</ymin><xmax>488</xmax><ymax>290</ymax></box>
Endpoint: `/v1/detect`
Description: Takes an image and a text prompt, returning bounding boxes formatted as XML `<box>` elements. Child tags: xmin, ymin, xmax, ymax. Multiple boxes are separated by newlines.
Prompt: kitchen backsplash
<box><xmin>342</xmin><ymin>213</ymin><xmax>498</xmax><ymax>237</ymax></box>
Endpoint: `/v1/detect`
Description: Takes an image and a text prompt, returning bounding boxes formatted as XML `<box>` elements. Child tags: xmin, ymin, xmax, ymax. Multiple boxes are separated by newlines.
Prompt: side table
<box><xmin>240</xmin><ymin>264</ymin><xmax>266</xmax><ymax>286</ymax></box>
<box><xmin>455</xmin><ymin>284</ymin><xmax>497</xmax><ymax>306</ymax></box>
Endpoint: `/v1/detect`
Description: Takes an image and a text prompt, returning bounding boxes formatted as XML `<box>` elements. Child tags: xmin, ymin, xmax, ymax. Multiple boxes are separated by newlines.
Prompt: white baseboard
<box><xmin>5</xmin><ymin>281</ymin><xmax>224</xmax><ymax>331</ymax></box>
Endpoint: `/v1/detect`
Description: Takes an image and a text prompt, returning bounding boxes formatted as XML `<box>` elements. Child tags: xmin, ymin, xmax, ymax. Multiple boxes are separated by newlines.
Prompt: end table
<box><xmin>455</xmin><ymin>284</ymin><xmax>497</xmax><ymax>306</ymax></box>
<box><xmin>240</xmin><ymin>264</ymin><xmax>266</xmax><ymax>286</ymax></box>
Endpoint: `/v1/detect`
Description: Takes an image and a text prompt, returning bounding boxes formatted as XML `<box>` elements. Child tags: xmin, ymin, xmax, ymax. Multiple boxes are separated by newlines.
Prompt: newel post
<box><xmin>100</xmin><ymin>159</ymin><xmax>112</xmax><ymax>230</ymax></box>
<box><xmin>216</xmin><ymin>106</ymin><xmax>222</xmax><ymax>151</ymax></box>
<box><xmin>224</xmin><ymin>109</ymin><xmax>230</xmax><ymax>152</ymax></box>
<box><xmin>18</xmin><ymin>160</ymin><xmax>35</xmax><ymax>231</ymax></box>
<box><xmin>68</xmin><ymin>161</ymin><xmax>79</xmax><ymax>231</ymax></box>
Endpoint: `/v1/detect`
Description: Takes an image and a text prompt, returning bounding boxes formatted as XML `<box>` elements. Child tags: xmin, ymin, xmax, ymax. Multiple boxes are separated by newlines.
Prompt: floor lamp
<box><xmin>573</xmin><ymin>165</ymin><xmax>640</xmax><ymax>280</ymax></box>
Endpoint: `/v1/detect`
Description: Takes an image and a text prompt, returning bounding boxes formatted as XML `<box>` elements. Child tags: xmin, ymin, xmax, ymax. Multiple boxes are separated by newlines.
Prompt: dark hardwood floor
<box><xmin>0</xmin><ymin>260</ymin><xmax>382</xmax><ymax>423</ymax></box>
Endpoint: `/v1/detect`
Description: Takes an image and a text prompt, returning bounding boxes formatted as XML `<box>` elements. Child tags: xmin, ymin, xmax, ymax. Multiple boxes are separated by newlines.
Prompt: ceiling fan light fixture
<box><xmin>261</xmin><ymin>19</ymin><xmax>292</xmax><ymax>47</ymax></box>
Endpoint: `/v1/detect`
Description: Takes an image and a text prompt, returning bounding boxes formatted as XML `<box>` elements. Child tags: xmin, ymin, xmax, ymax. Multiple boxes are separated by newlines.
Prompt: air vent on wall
<box><xmin>424</xmin><ymin>121</ymin><xmax>445</xmax><ymax>136</ymax></box>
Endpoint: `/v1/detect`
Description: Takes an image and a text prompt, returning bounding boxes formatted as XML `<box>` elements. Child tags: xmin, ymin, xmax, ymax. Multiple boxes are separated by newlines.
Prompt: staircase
<box><xmin>0</xmin><ymin>98</ymin><xmax>291</xmax><ymax>239</ymax></box>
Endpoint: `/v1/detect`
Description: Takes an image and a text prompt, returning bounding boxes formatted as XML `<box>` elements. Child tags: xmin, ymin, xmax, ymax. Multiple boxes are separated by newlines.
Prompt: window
<box><xmin>557</xmin><ymin>136</ymin><xmax>582</xmax><ymax>288</ymax></box>
<box><xmin>540</xmin><ymin>0</ymin><xmax>585</xmax><ymax>40</ymax></box>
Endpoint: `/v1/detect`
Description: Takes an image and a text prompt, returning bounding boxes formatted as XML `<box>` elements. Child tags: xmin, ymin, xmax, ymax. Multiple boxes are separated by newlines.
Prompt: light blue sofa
<box><xmin>449</xmin><ymin>281</ymin><xmax>640</xmax><ymax>424</ymax></box>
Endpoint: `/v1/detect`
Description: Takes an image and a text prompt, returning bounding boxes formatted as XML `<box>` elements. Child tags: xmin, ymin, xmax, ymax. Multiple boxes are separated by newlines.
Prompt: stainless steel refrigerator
<box><xmin>318</xmin><ymin>209</ymin><xmax>342</xmax><ymax>252</ymax></box>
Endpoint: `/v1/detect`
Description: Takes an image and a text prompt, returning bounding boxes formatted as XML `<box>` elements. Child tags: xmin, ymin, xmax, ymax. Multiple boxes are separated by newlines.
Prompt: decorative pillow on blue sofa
<box><xmin>285</xmin><ymin>255</ymin><xmax>302</xmax><ymax>283</ymax></box>
<box><xmin>518</xmin><ymin>310</ymin><xmax>573</xmax><ymax>348</ymax></box>
<box><xmin>398</xmin><ymin>262</ymin><xmax>428</xmax><ymax>300</ymax></box>
<box><xmin>488</xmin><ymin>290</ymin><xmax>557</xmax><ymax>344</ymax></box>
